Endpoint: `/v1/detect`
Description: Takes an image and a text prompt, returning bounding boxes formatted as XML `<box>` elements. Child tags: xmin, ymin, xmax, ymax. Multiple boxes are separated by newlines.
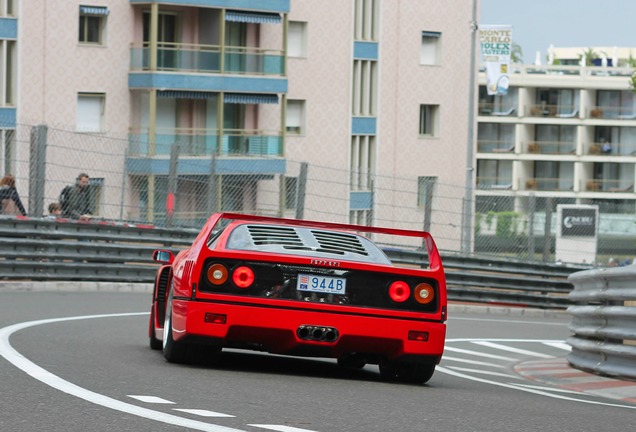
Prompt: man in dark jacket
<box><xmin>60</xmin><ymin>173</ymin><xmax>94</xmax><ymax>219</ymax></box>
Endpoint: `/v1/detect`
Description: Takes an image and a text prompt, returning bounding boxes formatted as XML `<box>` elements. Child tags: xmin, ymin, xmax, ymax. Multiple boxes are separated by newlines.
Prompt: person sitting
<box><xmin>47</xmin><ymin>202</ymin><xmax>63</xmax><ymax>219</ymax></box>
<box><xmin>600</xmin><ymin>139</ymin><xmax>612</xmax><ymax>154</ymax></box>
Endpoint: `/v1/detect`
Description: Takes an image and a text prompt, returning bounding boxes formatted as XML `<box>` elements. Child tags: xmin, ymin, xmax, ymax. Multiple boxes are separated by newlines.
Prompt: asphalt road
<box><xmin>1</xmin><ymin>291</ymin><xmax>634</xmax><ymax>432</ymax></box>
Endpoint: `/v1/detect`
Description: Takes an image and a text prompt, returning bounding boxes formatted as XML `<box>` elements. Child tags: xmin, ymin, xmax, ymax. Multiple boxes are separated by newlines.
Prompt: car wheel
<box><xmin>148</xmin><ymin>307</ymin><xmax>163</xmax><ymax>350</ymax></box>
<box><xmin>162</xmin><ymin>289</ymin><xmax>189</xmax><ymax>363</ymax></box>
<box><xmin>379</xmin><ymin>361</ymin><xmax>435</xmax><ymax>384</ymax></box>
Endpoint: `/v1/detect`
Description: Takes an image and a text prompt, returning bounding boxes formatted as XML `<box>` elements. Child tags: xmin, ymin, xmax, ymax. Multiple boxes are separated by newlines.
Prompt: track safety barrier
<box><xmin>567</xmin><ymin>266</ymin><xmax>636</xmax><ymax>380</ymax></box>
<box><xmin>0</xmin><ymin>216</ymin><xmax>585</xmax><ymax>309</ymax></box>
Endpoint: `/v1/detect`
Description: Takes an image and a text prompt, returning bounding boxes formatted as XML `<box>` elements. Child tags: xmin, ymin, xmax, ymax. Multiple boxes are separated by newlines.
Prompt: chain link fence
<box><xmin>2</xmin><ymin>119</ymin><xmax>635</xmax><ymax>267</ymax></box>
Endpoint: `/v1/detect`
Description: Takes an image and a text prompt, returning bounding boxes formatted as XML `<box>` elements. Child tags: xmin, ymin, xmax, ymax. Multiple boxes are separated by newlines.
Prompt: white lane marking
<box><xmin>447</xmin><ymin>338</ymin><xmax>565</xmax><ymax>343</ymax></box>
<box><xmin>0</xmin><ymin>313</ymin><xmax>248</xmax><ymax>432</ymax></box>
<box><xmin>128</xmin><ymin>395</ymin><xmax>176</xmax><ymax>404</ymax></box>
<box><xmin>512</xmin><ymin>383</ymin><xmax>586</xmax><ymax>395</ymax></box>
<box><xmin>446</xmin><ymin>366</ymin><xmax>521</xmax><ymax>379</ymax></box>
<box><xmin>444</xmin><ymin>346</ymin><xmax>518</xmax><ymax>361</ymax></box>
<box><xmin>543</xmin><ymin>342</ymin><xmax>572</xmax><ymax>351</ymax></box>
<box><xmin>248</xmin><ymin>426</ymin><xmax>319</xmax><ymax>432</ymax></box>
<box><xmin>437</xmin><ymin>365</ymin><xmax>636</xmax><ymax>409</ymax></box>
<box><xmin>472</xmin><ymin>341</ymin><xmax>553</xmax><ymax>358</ymax></box>
<box><xmin>441</xmin><ymin>356</ymin><xmax>506</xmax><ymax>368</ymax></box>
<box><xmin>175</xmin><ymin>409</ymin><xmax>236</xmax><ymax>418</ymax></box>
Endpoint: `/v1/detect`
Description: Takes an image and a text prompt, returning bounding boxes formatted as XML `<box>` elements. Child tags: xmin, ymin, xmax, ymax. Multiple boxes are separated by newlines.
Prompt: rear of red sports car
<box><xmin>149</xmin><ymin>213</ymin><xmax>447</xmax><ymax>384</ymax></box>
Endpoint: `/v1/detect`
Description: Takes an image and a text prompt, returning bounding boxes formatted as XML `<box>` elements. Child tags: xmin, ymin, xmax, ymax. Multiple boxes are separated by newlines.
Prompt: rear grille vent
<box><xmin>311</xmin><ymin>230</ymin><xmax>368</xmax><ymax>256</ymax></box>
<box><xmin>247</xmin><ymin>225</ymin><xmax>304</xmax><ymax>247</ymax></box>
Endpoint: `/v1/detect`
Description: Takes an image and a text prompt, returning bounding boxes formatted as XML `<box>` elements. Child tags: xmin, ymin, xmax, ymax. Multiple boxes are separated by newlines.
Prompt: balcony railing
<box><xmin>130</xmin><ymin>43</ymin><xmax>285</xmax><ymax>76</ymax></box>
<box><xmin>476</xmin><ymin>176</ymin><xmax>513</xmax><ymax>190</ymax></box>
<box><xmin>477</xmin><ymin>140</ymin><xmax>515</xmax><ymax>153</ymax></box>
<box><xmin>587</xmin><ymin>141</ymin><xmax>636</xmax><ymax>155</ymax></box>
<box><xmin>128</xmin><ymin>128</ymin><xmax>283</xmax><ymax>157</ymax></box>
<box><xmin>528</xmin><ymin>104</ymin><xmax>578</xmax><ymax>118</ymax></box>
<box><xmin>478</xmin><ymin>103</ymin><xmax>516</xmax><ymax>116</ymax></box>
<box><xmin>525</xmin><ymin>178</ymin><xmax>573</xmax><ymax>191</ymax></box>
<box><xmin>588</xmin><ymin>106</ymin><xmax>636</xmax><ymax>120</ymax></box>
<box><xmin>526</xmin><ymin>141</ymin><xmax>576</xmax><ymax>155</ymax></box>
<box><xmin>584</xmin><ymin>179</ymin><xmax>634</xmax><ymax>192</ymax></box>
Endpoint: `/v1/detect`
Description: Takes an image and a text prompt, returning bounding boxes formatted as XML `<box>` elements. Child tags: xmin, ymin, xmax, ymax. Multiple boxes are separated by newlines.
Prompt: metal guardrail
<box><xmin>0</xmin><ymin>216</ymin><xmax>583</xmax><ymax>309</ymax></box>
<box><xmin>567</xmin><ymin>266</ymin><xmax>636</xmax><ymax>380</ymax></box>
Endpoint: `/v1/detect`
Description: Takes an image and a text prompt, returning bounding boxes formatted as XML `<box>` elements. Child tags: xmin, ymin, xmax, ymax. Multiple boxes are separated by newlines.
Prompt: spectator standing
<box><xmin>0</xmin><ymin>174</ymin><xmax>27</xmax><ymax>216</ymax></box>
<box><xmin>59</xmin><ymin>172</ymin><xmax>94</xmax><ymax>220</ymax></box>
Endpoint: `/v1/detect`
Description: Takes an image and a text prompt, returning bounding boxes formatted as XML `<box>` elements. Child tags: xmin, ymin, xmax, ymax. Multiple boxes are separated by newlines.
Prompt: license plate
<box><xmin>297</xmin><ymin>273</ymin><xmax>347</xmax><ymax>295</ymax></box>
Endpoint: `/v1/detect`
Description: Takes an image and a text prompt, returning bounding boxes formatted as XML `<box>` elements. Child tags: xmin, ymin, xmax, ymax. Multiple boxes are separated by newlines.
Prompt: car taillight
<box><xmin>232</xmin><ymin>266</ymin><xmax>255</xmax><ymax>289</ymax></box>
<box><xmin>414</xmin><ymin>283</ymin><xmax>435</xmax><ymax>304</ymax></box>
<box><xmin>389</xmin><ymin>281</ymin><xmax>410</xmax><ymax>302</ymax></box>
<box><xmin>207</xmin><ymin>263</ymin><xmax>228</xmax><ymax>285</ymax></box>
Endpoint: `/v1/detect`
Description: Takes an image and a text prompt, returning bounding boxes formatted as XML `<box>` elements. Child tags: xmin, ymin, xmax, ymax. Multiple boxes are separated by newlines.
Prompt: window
<box><xmin>420</xmin><ymin>31</ymin><xmax>441</xmax><ymax>65</ymax></box>
<box><xmin>352</xmin><ymin>60</ymin><xmax>378</xmax><ymax>116</ymax></box>
<box><xmin>419</xmin><ymin>104</ymin><xmax>439</xmax><ymax>136</ymax></box>
<box><xmin>354</xmin><ymin>0</ymin><xmax>379</xmax><ymax>41</ymax></box>
<box><xmin>284</xmin><ymin>176</ymin><xmax>298</xmax><ymax>210</ymax></box>
<box><xmin>286</xmin><ymin>100</ymin><xmax>305</xmax><ymax>134</ymax></box>
<box><xmin>77</xmin><ymin>93</ymin><xmax>105</xmax><ymax>132</ymax></box>
<box><xmin>288</xmin><ymin>21</ymin><xmax>307</xmax><ymax>58</ymax></box>
<box><xmin>79</xmin><ymin>6</ymin><xmax>109</xmax><ymax>44</ymax></box>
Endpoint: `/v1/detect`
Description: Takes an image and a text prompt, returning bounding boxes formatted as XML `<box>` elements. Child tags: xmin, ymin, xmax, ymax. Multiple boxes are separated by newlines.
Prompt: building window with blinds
<box><xmin>77</xmin><ymin>93</ymin><xmax>105</xmax><ymax>132</ymax></box>
<box><xmin>79</xmin><ymin>5</ymin><xmax>109</xmax><ymax>45</ymax></box>
<box><xmin>420</xmin><ymin>31</ymin><xmax>441</xmax><ymax>65</ymax></box>
<box><xmin>286</xmin><ymin>100</ymin><xmax>305</xmax><ymax>134</ymax></box>
<box><xmin>419</xmin><ymin>104</ymin><xmax>439</xmax><ymax>137</ymax></box>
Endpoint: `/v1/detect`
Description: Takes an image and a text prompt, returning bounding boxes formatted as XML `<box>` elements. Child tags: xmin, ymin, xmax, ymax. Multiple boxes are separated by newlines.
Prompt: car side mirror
<box><xmin>153</xmin><ymin>250</ymin><xmax>174</xmax><ymax>264</ymax></box>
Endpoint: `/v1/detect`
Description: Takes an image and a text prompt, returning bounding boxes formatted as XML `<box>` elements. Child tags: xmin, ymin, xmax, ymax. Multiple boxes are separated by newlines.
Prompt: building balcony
<box><xmin>585</xmin><ymin>179</ymin><xmax>634</xmax><ymax>193</ymax></box>
<box><xmin>526</xmin><ymin>141</ymin><xmax>576</xmax><ymax>155</ymax></box>
<box><xmin>128</xmin><ymin>128</ymin><xmax>283</xmax><ymax>157</ymax></box>
<box><xmin>476</xmin><ymin>176</ymin><xmax>513</xmax><ymax>190</ymax></box>
<box><xmin>528</xmin><ymin>104</ymin><xmax>578</xmax><ymax>118</ymax></box>
<box><xmin>130</xmin><ymin>43</ymin><xmax>285</xmax><ymax>76</ymax></box>
<box><xmin>525</xmin><ymin>178</ymin><xmax>573</xmax><ymax>192</ymax></box>
<box><xmin>478</xmin><ymin>103</ymin><xmax>516</xmax><ymax>117</ymax></box>
<box><xmin>588</xmin><ymin>106</ymin><xmax>636</xmax><ymax>120</ymax></box>
<box><xmin>477</xmin><ymin>140</ymin><xmax>515</xmax><ymax>153</ymax></box>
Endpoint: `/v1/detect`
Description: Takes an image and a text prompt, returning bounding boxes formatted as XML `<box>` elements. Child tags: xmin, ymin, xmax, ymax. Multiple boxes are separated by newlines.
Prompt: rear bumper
<box><xmin>172</xmin><ymin>299</ymin><xmax>445</xmax><ymax>362</ymax></box>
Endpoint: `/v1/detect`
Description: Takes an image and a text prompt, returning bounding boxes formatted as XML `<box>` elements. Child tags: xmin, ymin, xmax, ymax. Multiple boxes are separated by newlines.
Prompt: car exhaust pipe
<box><xmin>297</xmin><ymin>325</ymin><xmax>339</xmax><ymax>342</ymax></box>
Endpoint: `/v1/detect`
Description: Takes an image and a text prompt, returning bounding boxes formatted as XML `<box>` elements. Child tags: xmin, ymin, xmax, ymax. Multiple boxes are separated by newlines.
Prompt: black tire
<box><xmin>149</xmin><ymin>308</ymin><xmax>163</xmax><ymax>350</ymax></box>
<box><xmin>379</xmin><ymin>361</ymin><xmax>435</xmax><ymax>384</ymax></box>
<box><xmin>162</xmin><ymin>290</ymin><xmax>190</xmax><ymax>363</ymax></box>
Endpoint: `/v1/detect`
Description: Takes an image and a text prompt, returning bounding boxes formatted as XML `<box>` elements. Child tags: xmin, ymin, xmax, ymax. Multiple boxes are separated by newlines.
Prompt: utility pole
<box><xmin>461</xmin><ymin>0</ymin><xmax>479</xmax><ymax>254</ymax></box>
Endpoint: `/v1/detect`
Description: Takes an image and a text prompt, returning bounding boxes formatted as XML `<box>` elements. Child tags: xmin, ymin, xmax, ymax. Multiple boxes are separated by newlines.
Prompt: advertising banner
<box><xmin>479</xmin><ymin>25</ymin><xmax>512</xmax><ymax>95</ymax></box>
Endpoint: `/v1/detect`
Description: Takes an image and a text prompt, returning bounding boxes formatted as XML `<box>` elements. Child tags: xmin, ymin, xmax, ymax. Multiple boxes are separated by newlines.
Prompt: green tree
<box><xmin>510</xmin><ymin>42</ymin><xmax>523</xmax><ymax>64</ymax></box>
<box><xmin>580</xmin><ymin>47</ymin><xmax>598</xmax><ymax>66</ymax></box>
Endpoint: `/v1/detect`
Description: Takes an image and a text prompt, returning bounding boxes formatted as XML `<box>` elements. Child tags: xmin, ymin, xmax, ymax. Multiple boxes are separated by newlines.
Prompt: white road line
<box><xmin>248</xmin><ymin>425</ymin><xmax>319</xmax><ymax>432</ymax></box>
<box><xmin>543</xmin><ymin>341</ymin><xmax>572</xmax><ymax>351</ymax></box>
<box><xmin>441</xmin><ymin>356</ymin><xmax>506</xmax><ymax>368</ymax></box>
<box><xmin>512</xmin><ymin>383</ymin><xmax>586</xmax><ymax>395</ymax></box>
<box><xmin>174</xmin><ymin>409</ymin><xmax>235</xmax><ymax>418</ymax></box>
<box><xmin>450</xmin><ymin>317</ymin><xmax>566</xmax><ymax>326</ymax></box>
<box><xmin>0</xmin><ymin>313</ymin><xmax>249</xmax><ymax>432</ymax></box>
<box><xmin>128</xmin><ymin>395</ymin><xmax>176</xmax><ymax>404</ymax></box>
<box><xmin>444</xmin><ymin>346</ymin><xmax>519</xmax><ymax>361</ymax></box>
<box><xmin>446</xmin><ymin>366</ymin><xmax>521</xmax><ymax>379</ymax></box>
<box><xmin>472</xmin><ymin>341</ymin><xmax>554</xmax><ymax>358</ymax></box>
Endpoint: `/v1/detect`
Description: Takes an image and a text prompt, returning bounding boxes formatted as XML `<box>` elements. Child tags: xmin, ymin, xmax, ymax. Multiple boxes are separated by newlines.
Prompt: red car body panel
<box><xmin>151</xmin><ymin>212</ymin><xmax>447</xmax><ymax>378</ymax></box>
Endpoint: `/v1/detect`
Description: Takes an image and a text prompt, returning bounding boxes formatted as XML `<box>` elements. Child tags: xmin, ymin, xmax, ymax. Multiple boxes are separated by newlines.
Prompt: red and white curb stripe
<box><xmin>515</xmin><ymin>358</ymin><xmax>636</xmax><ymax>404</ymax></box>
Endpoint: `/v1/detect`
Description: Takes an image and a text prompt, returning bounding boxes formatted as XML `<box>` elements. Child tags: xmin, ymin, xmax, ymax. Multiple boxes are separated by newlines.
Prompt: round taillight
<box><xmin>207</xmin><ymin>263</ymin><xmax>228</xmax><ymax>285</ymax></box>
<box><xmin>232</xmin><ymin>266</ymin><xmax>255</xmax><ymax>289</ymax></box>
<box><xmin>389</xmin><ymin>281</ymin><xmax>410</xmax><ymax>302</ymax></box>
<box><xmin>414</xmin><ymin>283</ymin><xmax>435</xmax><ymax>304</ymax></box>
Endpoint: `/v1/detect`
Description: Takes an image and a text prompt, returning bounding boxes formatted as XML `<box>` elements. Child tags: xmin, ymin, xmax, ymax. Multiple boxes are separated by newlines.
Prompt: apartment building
<box><xmin>1</xmin><ymin>0</ymin><xmax>475</xmax><ymax>252</ymax></box>
<box><xmin>476</xmin><ymin>60</ymin><xmax>636</xmax><ymax>227</ymax></box>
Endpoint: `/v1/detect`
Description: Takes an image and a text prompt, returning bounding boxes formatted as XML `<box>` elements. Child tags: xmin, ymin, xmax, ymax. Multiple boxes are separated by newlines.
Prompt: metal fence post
<box><xmin>295</xmin><ymin>162</ymin><xmax>308</xmax><ymax>220</ymax></box>
<box><xmin>527</xmin><ymin>193</ymin><xmax>535</xmax><ymax>260</ymax></box>
<box><xmin>28</xmin><ymin>124</ymin><xmax>47</xmax><ymax>217</ymax></box>
<box><xmin>543</xmin><ymin>197</ymin><xmax>553</xmax><ymax>262</ymax></box>
<box><xmin>166</xmin><ymin>144</ymin><xmax>179</xmax><ymax>227</ymax></box>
